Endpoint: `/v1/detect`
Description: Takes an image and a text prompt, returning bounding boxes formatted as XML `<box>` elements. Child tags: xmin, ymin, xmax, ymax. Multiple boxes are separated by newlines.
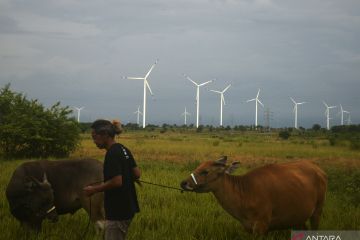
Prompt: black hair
<box><xmin>91</xmin><ymin>119</ymin><xmax>122</xmax><ymax>137</ymax></box>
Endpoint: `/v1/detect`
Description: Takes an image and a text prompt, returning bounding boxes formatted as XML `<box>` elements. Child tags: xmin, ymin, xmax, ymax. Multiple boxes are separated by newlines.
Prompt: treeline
<box><xmin>79</xmin><ymin>122</ymin><xmax>360</xmax><ymax>134</ymax></box>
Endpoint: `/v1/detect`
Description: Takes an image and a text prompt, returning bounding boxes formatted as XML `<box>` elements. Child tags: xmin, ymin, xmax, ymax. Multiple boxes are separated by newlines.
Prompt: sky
<box><xmin>0</xmin><ymin>0</ymin><xmax>359</xmax><ymax>128</ymax></box>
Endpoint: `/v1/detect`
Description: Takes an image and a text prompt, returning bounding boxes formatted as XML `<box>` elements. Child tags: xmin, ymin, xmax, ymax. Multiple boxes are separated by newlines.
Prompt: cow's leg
<box><xmin>252</xmin><ymin>221</ymin><xmax>269</xmax><ymax>235</ymax></box>
<box><xmin>80</xmin><ymin>193</ymin><xmax>105</xmax><ymax>234</ymax></box>
<box><xmin>310</xmin><ymin>205</ymin><xmax>323</xmax><ymax>230</ymax></box>
<box><xmin>294</xmin><ymin>223</ymin><xmax>308</xmax><ymax>230</ymax></box>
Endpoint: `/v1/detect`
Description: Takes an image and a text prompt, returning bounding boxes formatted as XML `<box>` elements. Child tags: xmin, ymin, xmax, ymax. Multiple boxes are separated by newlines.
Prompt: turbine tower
<box><xmin>290</xmin><ymin>97</ymin><xmax>306</xmax><ymax>129</ymax></box>
<box><xmin>210</xmin><ymin>84</ymin><xmax>231</xmax><ymax>126</ymax></box>
<box><xmin>323</xmin><ymin>101</ymin><xmax>336</xmax><ymax>130</ymax></box>
<box><xmin>184</xmin><ymin>74</ymin><xmax>213</xmax><ymax>128</ymax></box>
<box><xmin>74</xmin><ymin>107</ymin><xmax>84</xmax><ymax>123</ymax></box>
<box><xmin>134</xmin><ymin>106</ymin><xmax>142</xmax><ymax>126</ymax></box>
<box><xmin>339</xmin><ymin>104</ymin><xmax>349</xmax><ymax>126</ymax></box>
<box><xmin>125</xmin><ymin>59</ymin><xmax>158</xmax><ymax>128</ymax></box>
<box><xmin>181</xmin><ymin>107</ymin><xmax>191</xmax><ymax>125</ymax></box>
<box><xmin>247</xmin><ymin>89</ymin><xmax>264</xmax><ymax>127</ymax></box>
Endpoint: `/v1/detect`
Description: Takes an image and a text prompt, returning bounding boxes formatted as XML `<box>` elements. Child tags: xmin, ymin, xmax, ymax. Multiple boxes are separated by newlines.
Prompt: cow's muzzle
<box><xmin>180</xmin><ymin>180</ymin><xmax>194</xmax><ymax>191</ymax></box>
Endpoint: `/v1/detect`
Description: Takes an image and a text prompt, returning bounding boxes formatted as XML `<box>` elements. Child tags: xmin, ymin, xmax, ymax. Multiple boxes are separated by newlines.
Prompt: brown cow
<box><xmin>180</xmin><ymin>156</ymin><xmax>327</xmax><ymax>234</ymax></box>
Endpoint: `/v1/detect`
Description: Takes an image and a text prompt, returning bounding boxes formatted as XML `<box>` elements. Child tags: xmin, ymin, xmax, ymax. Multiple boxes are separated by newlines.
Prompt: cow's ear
<box><xmin>225</xmin><ymin>161</ymin><xmax>240</xmax><ymax>174</ymax></box>
<box><xmin>214</xmin><ymin>156</ymin><xmax>227</xmax><ymax>166</ymax></box>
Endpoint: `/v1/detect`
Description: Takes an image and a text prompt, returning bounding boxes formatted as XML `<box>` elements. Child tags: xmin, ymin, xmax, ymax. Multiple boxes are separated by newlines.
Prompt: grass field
<box><xmin>1</xmin><ymin>130</ymin><xmax>360</xmax><ymax>239</ymax></box>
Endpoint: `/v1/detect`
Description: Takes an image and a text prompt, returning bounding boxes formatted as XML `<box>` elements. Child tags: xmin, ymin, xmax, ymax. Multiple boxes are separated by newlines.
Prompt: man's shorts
<box><xmin>105</xmin><ymin>219</ymin><xmax>132</xmax><ymax>240</ymax></box>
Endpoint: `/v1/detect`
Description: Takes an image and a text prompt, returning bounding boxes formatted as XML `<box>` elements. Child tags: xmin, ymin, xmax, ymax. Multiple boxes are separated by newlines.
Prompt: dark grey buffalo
<box><xmin>6</xmin><ymin>158</ymin><xmax>105</xmax><ymax>231</ymax></box>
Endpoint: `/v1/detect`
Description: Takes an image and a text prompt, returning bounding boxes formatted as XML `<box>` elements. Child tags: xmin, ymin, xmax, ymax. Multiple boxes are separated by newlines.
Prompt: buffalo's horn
<box><xmin>215</xmin><ymin>156</ymin><xmax>228</xmax><ymax>165</ymax></box>
<box><xmin>42</xmin><ymin>173</ymin><xmax>49</xmax><ymax>184</ymax></box>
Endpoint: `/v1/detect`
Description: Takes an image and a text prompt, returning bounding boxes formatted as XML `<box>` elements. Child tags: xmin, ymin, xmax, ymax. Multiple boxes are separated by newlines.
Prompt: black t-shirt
<box><xmin>103</xmin><ymin>143</ymin><xmax>139</xmax><ymax>220</ymax></box>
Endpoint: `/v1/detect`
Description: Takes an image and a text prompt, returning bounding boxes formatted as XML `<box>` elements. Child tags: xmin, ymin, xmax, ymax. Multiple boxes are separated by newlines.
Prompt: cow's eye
<box><xmin>200</xmin><ymin>170</ymin><xmax>209</xmax><ymax>176</ymax></box>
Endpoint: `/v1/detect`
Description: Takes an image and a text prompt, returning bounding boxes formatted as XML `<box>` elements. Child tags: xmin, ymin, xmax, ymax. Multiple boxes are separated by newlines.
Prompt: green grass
<box><xmin>1</xmin><ymin>131</ymin><xmax>360</xmax><ymax>239</ymax></box>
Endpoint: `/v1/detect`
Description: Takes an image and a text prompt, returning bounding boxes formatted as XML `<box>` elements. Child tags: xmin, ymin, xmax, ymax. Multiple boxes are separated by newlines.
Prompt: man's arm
<box><xmin>133</xmin><ymin>167</ymin><xmax>141</xmax><ymax>180</ymax></box>
<box><xmin>83</xmin><ymin>175</ymin><xmax>122</xmax><ymax>196</ymax></box>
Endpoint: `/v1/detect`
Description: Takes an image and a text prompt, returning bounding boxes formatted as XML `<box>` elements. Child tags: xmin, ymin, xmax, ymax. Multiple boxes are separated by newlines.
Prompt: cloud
<box><xmin>12</xmin><ymin>13</ymin><xmax>101</xmax><ymax>38</ymax></box>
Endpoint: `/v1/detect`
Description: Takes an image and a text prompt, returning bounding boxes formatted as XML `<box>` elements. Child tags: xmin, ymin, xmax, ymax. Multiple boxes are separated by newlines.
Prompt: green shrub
<box><xmin>278</xmin><ymin>130</ymin><xmax>290</xmax><ymax>140</ymax></box>
<box><xmin>0</xmin><ymin>84</ymin><xmax>81</xmax><ymax>159</ymax></box>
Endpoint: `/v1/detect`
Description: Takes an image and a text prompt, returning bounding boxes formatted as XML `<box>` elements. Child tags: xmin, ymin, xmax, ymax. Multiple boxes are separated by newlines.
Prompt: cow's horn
<box><xmin>43</xmin><ymin>173</ymin><xmax>49</xmax><ymax>184</ymax></box>
<box><xmin>215</xmin><ymin>156</ymin><xmax>227</xmax><ymax>165</ymax></box>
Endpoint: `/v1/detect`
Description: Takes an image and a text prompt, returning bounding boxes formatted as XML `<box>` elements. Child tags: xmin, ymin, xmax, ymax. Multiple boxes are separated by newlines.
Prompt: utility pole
<box><xmin>263</xmin><ymin>107</ymin><xmax>273</xmax><ymax>132</ymax></box>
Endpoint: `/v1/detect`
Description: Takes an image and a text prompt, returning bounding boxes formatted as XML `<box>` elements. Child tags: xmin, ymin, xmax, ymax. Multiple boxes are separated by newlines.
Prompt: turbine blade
<box><xmin>210</xmin><ymin>90</ymin><xmax>222</xmax><ymax>94</ymax></box>
<box><xmin>127</xmin><ymin>77</ymin><xmax>145</xmax><ymax>80</ymax></box>
<box><xmin>144</xmin><ymin>59</ymin><xmax>158</xmax><ymax>79</ymax></box>
<box><xmin>145</xmin><ymin>80</ymin><xmax>154</xmax><ymax>95</ymax></box>
<box><xmin>322</xmin><ymin>101</ymin><xmax>328</xmax><ymax>108</ymax></box>
<box><xmin>184</xmin><ymin>74</ymin><xmax>199</xmax><ymax>86</ymax></box>
<box><xmin>298</xmin><ymin>102</ymin><xmax>306</xmax><ymax>105</ymax></box>
<box><xmin>290</xmin><ymin>97</ymin><xmax>296</xmax><ymax>104</ymax></box>
<box><xmin>247</xmin><ymin>99</ymin><xmax>256</xmax><ymax>102</ymax></box>
<box><xmin>199</xmin><ymin>80</ymin><xmax>213</xmax><ymax>87</ymax></box>
<box><xmin>256</xmin><ymin>89</ymin><xmax>260</xmax><ymax>98</ymax></box>
<box><xmin>222</xmin><ymin>95</ymin><xmax>226</xmax><ymax>105</ymax></box>
<box><xmin>258</xmin><ymin>99</ymin><xmax>264</xmax><ymax>107</ymax></box>
<box><xmin>222</xmin><ymin>84</ymin><xmax>231</xmax><ymax>93</ymax></box>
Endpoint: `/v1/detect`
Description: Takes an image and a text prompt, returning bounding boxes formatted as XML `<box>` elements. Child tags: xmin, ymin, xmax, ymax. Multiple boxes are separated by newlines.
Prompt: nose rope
<box><xmin>191</xmin><ymin>173</ymin><xmax>198</xmax><ymax>185</ymax></box>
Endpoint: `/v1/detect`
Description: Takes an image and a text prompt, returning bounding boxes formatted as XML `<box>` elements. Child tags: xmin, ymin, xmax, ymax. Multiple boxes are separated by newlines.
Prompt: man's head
<box><xmin>91</xmin><ymin>119</ymin><xmax>122</xmax><ymax>149</ymax></box>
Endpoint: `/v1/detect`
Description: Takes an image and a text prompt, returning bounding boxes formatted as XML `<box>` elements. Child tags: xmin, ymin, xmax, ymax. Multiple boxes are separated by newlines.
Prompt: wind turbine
<box><xmin>290</xmin><ymin>97</ymin><xmax>306</xmax><ymax>129</ymax></box>
<box><xmin>210</xmin><ymin>84</ymin><xmax>231</xmax><ymax>126</ymax></box>
<box><xmin>184</xmin><ymin>74</ymin><xmax>213</xmax><ymax>128</ymax></box>
<box><xmin>134</xmin><ymin>106</ymin><xmax>142</xmax><ymax>126</ymax></box>
<box><xmin>74</xmin><ymin>107</ymin><xmax>84</xmax><ymax>122</ymax></box>
<box><xmin>181</xmin><ymin>107</ymin><xmax>191</xmax><ymax>125</ymax></box>
<box><xmin>323</xmin><ymin>101</ymin><xmax>336</xmax><ymax>130</ymax></box>
<box><xmin>124</xmin><ymin>59</ymin><xmax>158</xmax><ymax>128</ymax></box>
<box><xmin>339</xmin><ymin>104</ymin><xmax>349</xmax><ymax>126</ymax></box>
<box><xmin>247</xmin><ymin>89</ymin><xmax>264</xmax><ymax>127</ymax></box>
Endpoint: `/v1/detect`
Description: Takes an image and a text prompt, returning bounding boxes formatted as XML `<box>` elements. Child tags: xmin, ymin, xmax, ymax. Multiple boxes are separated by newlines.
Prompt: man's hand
<box><xmin>83</xmin><ymin>185</ymin><xmax>97</xmax><ymax>197</ymax></box>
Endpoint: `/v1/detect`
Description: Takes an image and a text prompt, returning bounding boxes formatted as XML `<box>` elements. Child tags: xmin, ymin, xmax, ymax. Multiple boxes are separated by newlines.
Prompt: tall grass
<box><xmin>1</xmin><ymin>131</ymin><xmax>359</xmax><ymax>239</ymax></box>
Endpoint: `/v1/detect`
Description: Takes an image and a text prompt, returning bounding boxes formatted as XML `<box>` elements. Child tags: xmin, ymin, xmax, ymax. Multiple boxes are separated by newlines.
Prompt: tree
<box><xmin>312</xmin><ymin>124</ymin><xmax>321</xmax><ymax>131</ymax></box>
<box><xmin>0</xmin><ymin>84</ymin><xmax>81</xmax><ymax>159</ymax></box>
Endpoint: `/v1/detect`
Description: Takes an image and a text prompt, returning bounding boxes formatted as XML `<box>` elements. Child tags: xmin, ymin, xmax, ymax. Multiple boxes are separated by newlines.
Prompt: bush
<box><xmin>0</xmin><ymin>84</ymin><xmax>81</xmax><ymax>159</ymax></box>
<box><xmin>196</xmin><ymin>125</ymin><xmax>204</xmax><ymax>133</ymax></box>
<box><xmin>278</xmin><ymin>130</ymin><xmax>290</xmax><ymax>140</ymax></box>
<box><xmin>312</xmin><ymin>124</ymin><xmax>321</xmax><ymax>131</ymax></box>
<box><xmin>350</xmin><ymin>137</ymin><xmax>360</xmax><ymax>150</ymax></box>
